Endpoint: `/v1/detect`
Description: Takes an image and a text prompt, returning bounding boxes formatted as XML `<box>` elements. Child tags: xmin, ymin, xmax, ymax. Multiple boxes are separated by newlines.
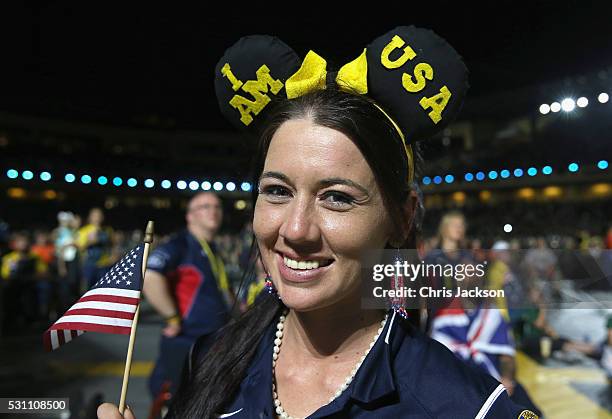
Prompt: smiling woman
<box><xmin>98</xmin><ymin>26</ymin><xmax>538</xmax><ymax>419</ymax></box>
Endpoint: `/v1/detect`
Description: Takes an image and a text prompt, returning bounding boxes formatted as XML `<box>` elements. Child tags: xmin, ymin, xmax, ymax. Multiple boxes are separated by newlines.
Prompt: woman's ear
<box><xmin>389</xmin><ymin>190</ymin><xmax>418</xmax><ymax>247</ymax></box>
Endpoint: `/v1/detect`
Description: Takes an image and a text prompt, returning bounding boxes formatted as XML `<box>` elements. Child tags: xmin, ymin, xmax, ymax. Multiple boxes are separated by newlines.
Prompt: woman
<box><xmin>99</xmin><ymin>27</ymin><xmax>537</xmax><ymax>418</ymax></box>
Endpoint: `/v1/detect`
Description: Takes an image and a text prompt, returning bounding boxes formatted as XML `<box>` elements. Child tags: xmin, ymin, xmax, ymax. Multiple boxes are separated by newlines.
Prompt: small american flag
<box><xmin>43</xmin><ymin>244</ymin><xmax>145</xmax><ymax>351</ymax></box>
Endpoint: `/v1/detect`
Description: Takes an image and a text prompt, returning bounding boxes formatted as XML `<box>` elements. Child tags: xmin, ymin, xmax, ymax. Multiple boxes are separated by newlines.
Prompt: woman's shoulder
<box><xmin>392</xmin><ymin>320</ymin><xmax>530</xmax><ymax>418</ymax></box>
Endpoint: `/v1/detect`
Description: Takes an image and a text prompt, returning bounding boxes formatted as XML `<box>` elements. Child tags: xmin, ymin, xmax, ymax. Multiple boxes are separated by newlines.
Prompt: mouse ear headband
<box><xmin>214</xmin><ymin>26</ymin><xmax>469</xmax><ymax>183</ymax></box>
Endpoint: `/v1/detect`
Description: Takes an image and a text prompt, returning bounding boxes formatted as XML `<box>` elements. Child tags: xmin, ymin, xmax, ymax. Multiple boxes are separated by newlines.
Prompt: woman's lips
<box><xmin>276</xmin><ymin>252</ymin><xmax>334</xmax><ymax>283</ymax></box>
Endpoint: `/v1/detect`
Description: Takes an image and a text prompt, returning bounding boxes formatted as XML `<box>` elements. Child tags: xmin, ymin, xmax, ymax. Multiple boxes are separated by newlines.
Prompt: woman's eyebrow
<box><xmin>318</xmin><ymin>178</ymin><xmax>369</xmax><ymax>195</ymax></box>
<box><xmin>259</xmin><ymin>172</ymin><xmax>370</xmax><ymax>195</ymax></box>
<box><xmin>259</xmin><ymin>171</ymin><xmax>290</xmax><ymax>184</ymax></box>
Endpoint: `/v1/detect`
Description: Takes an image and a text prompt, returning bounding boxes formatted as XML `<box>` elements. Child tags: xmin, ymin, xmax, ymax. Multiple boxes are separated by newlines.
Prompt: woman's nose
<box><xmin>278</xmin><ymin>198</ymin><xmax>320</xmax><ymax>244</ymax></box>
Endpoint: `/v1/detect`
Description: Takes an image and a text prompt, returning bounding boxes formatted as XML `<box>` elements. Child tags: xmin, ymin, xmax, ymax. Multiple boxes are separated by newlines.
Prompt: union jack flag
<box><xmin>430</xmin><ymin>301</ymin><xmax>515</xmax><ymax>380</ymax></box>
<box><xmin>43</xmin><ymin>244</ymin><xmax>144</xmax><ymax>351</ymax></box>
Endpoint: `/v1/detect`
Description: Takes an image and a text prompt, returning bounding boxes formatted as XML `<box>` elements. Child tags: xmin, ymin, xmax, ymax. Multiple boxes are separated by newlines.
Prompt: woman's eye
<box><xmin>259</xmin><ymin>185</ymin><xmax>291</xmax><ymax>200</ymax></box>
<box><xmin>321</xmin><ymin>191</ymin><xmax>355</xmax><ymax>208</ymax></box>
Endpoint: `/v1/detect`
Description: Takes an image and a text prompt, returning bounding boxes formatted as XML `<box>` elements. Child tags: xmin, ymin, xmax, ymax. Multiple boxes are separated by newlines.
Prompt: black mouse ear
<box><xmin>214</xmin><ymin>35</ymin><xmax>301</xmax><ymax>135</ymax></box>
<box><xmin>366</xmin><ymin>26</ymin><xmax>469</xmax><ymax>143</ymax></box>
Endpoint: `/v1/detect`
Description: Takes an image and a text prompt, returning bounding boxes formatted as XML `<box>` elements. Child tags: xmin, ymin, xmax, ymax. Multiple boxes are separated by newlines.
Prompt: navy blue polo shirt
<box><xmin>191</xmin><ymin>310</ymin><xmax>534</xmax><ymax>418</ymax></box>
<box><xmin>146</xmin><ymin>229</ymin><xmax>230</xmax><ymax>338</ymax></box>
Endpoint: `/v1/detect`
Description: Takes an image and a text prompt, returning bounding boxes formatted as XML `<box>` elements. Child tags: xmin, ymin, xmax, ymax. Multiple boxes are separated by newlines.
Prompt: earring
<box><xmin>390</xmin><ymin>248</ymin><xmax>408</xmax><ymax>319</ymax></box>
<box><xmin>264</xmin><ymin>275</ymin><xmax>280</xmax><ymax>299</ymax></box>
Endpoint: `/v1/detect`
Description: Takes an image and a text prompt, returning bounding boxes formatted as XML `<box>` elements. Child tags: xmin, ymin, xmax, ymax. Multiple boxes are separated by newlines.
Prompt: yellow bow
<box><xmin>284</xmin><ymin>50</ymin><xmax>414</xmax><ymax>183</ymax></box>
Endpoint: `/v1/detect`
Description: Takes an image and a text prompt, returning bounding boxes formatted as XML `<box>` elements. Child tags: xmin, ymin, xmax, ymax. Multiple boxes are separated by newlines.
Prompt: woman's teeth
<box><xmin>283</xmin><ymin>256</ymin><xmax>322</xmax><ymax>270</ymax></box>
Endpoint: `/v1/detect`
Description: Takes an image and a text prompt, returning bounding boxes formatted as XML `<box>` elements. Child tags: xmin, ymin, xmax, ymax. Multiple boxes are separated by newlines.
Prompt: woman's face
<box><xmin>443</xmin><ymin>216</ymin><xmax>465</xmax><ymax>242</ymax></box>
<box><xmin>253</xmin><ymin>118</ymin><xmax>395</xmax><ymax>312</ymax></box>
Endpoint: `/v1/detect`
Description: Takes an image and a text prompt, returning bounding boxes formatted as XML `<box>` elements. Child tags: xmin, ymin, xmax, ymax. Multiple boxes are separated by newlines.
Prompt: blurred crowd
<box><xmin>0</xmin><ymin>205</ymin><xmax>610</xmax><ymax>338</ymax></box>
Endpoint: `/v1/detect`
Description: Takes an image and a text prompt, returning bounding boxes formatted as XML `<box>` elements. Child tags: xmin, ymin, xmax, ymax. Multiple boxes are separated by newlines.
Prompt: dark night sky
<box><xmin>0</xmin><ymin>2</ymin><xmax>611</xmax><ymax>129</ymax></box>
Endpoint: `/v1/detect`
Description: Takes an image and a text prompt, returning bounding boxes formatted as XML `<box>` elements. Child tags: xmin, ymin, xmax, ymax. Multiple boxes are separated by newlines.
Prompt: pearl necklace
<box><xmin>271</xmin><ymin>311</ymin><xmax>388</xmax><ymax>419</ymax></box>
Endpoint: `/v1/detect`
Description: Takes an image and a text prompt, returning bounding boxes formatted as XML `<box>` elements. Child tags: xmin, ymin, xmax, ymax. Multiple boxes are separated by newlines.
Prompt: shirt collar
<box><xmin>240</xmin><ymin>309</ymin><xmax>404</xmax><ymax>416</ymax></box>
<box><xmin>348</xmin><ymin>310</ymin><xmax>400</xmax><ymax>404</ymax></box>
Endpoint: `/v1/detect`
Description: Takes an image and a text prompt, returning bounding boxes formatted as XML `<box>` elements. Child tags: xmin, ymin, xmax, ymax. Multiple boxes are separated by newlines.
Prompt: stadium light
<box><xmin>422</xmin><ymin>176</ymin><xmax>431</xmax><ymax>185</ymax></box>
<box><xmin>444</xmin><ymin>175</ymin><xmax>454</xmax><ymax>184</ymax></box>
<box><xmin>464</xmin><ymin>173</ymin><xmax>474</xmax><ymax>182</ymax></box>
<box><xmin>598</xmin><ymin>160</ymin><xmax>609</xmax><ymax>170</ymax></box>
<box><xmin>161</xmin><ymin>180</ymin><xmax>171</xmax><ymax>189</ymax></box>
<box><xmin>98</xmin><ymin>176</ymin><xmax>108</xmax><ymax>185</ymax></box>
<box><xmin>539</xmin><ymin>104</ymin><xmax>550</xmax><ymax>115</ymax></box>
<box><xmin>513</xmin><ymin>168</ymin><xmax>523</xmax><ymax>177</ymax></box>
<box><xmin>568</xmin><ymin>163</ymin><xmax>579</xmax><ymax>173</ymax></box>
<box><xmin>177</xmin><ymin>180</ymin><xmax>187</xmax><ymax>190</ymax></box>
<box><xmin>527</xmin><ymin>167</ymin><xmax>537</xmax><ymax>176</ymax></box>
<box><xmin>202</xmin><ymin>181</ymin><xmax>212</xmax><ymax>191</ymax></box>
<box><xmin>500</xmin><ymin>169</ymin><xmax>510</xmax><ymax>179</ymax></box>
<box><xmin>22</xmin><ymin>170</ymin><xmax>34</xmax><ymax>180</ymax></box>
<box><xmin>226</xmin><ymin>181</ymin><xmax>236</xmax><ymax>191</ymax></box>
<box><xmin>7</xmin><ymin>169</ymin><xmax>18</xmax><ymax>179</ymax></box>
<box><xmin>433</xmin><ymin>176</ymin><xmax>442</xmax><ymax>185</ymax></box>
<box><xmin>213</xmin><ymin>181</ymin><xmax>223</xmax><ymax>191</ymax></box>
<box><xmin>476</xmin><ymin>171</ymin><xmax>485</xmax><ymax>181</ymax></box>
<box><xmin>113</xmin><ymin>177</ymin><xmax>123</xmax><ymax>186</ymax></box>
<box><xmin>188</xmin><ymin>181</ymin><xmax>199</xmax><ymax>191</ymax></box>
<box><xmin>488</xmin><ymin>170</ymin><xmax>498</xmax><ymax>180</ymax></box>
<box><xmin>65</xmin><ymin>173</ymin><xmax>76</xmax><ymax>183</ymax></box>
<box><xmin>598</xmin><ymin>92</ymin><xmax>609</xmax><ymax>103</ymax></box>
<box><xmin>81</xmin><ymin>175</ymin><xmax>92</xmax><ymax>184</ymax></box>
<box><xmin>561</xmin><ymin>98</ymin><xmax>575</xmax><ymax>112</ymax></box>
<box><xmin>144</xmin><ymin>179</ymin><xmax>154</xmax><ymax>188</ymax></box>
<box><xmin>576</xmin><ymin>97</ymin><xmax>588</xmax><ymax>108</ymax></box>
<box><xmin>550</xmin><ymin>102</ymin><xmax>561</xmax><ymax>112</ymax></box>
<box><xmin>542</xmin><ymin>166</ymin><xmax>553</xmax><ymax>175</ymax></box>
<box><xmin>40</xmin><ymin>171</ymin><xmax>52</xmax><ymax>181</ymax></box>
<box><xmin>503</xmin><ymin>224</ymin><xmax>513</xmax><ymax>233</ymax></box>
<box><xmin>127</xmin><ymin>178</ymin><xmax>138</xmax><ymax>187</ymax></box>
<box><xmin>241</xmin><ymin>182</ymin><xmax>252</xmax><ymax>192</ymax></box>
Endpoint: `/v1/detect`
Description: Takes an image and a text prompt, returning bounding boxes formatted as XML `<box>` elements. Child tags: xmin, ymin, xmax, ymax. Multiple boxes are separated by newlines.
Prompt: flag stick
<box><xmin>119</xmin><ymin>220</ymin><xmax>154</xmax><ymax>414</ymax></box>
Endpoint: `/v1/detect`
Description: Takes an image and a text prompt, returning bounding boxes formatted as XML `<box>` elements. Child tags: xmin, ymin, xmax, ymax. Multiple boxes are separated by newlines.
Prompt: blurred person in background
<box><xmin>523</xmin><ymin>237</ymin><xmax>561</xmax><ymax>301</ymax></box>
<box><xmin>53</xmin><ymin>211</ymin><xmax>80</xmax><ymax>304</ymax></box>
<box><xmin>143</xmin><ymin>192</ymin><xmax>234</xmax><ymax>408</ymax></box>
<box><xmin>487</xmin><ymin>240</ymin><xmax>526</xmax><ymax>324</ymax></box>
<box><xmin>30</xmin><ymin>230</ymin><xmax>55</xmax><ymax>269</ymax></box>
<box><xmin>77</xmin><ymin>207</ymin><xmax>113</xmax><ymax>290</ymax></box>
<box><xmin>1</xmin><ymin>232</ymin><xmax>49</xmax><ymax>329</ymax></box>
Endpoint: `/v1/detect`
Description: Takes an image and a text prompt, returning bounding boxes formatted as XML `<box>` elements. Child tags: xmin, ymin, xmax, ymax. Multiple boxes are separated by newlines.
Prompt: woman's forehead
<box><xmin>264</xmin><ymin>119</ymin><xmax>374</xmax><ymax>182</ymax></box>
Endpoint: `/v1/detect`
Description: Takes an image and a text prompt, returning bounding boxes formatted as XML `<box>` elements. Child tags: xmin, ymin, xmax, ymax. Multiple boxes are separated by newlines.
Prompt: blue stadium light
<box><xmin>444</xmin><ymin>174</ymin><xmax>454</xmax><ymax>184</ymax></box>
<box><xmin>476</xmin><ymin>171</ymin><xmax>485</xmax><ymax>181</ymax></box>
<box><xmin>500</xmin><ymin>169</ymin><xmax>510</xmax><ymax>179</ymax></box>
<box><xmin>81</xmin><ymin>175</ymin><xmax>92</xmax><ymax>184</ymax></box>
<box><xmin>202</xmin><ymin>181</ymin><xmax>212</xmax><ymax>191</ymax></box>
<box><xmin>98</xmin><ymin>176</ymin><xmax>108</xmax><ymax>185</ymax></box>
<box><xmin>189</xmin><ymin>181</ymin><xmax>199</xmax><ymax>191</ymax></box>
<box><xmin>568</xmin><ymin>163</ymin><xmax>579</xmax><ymax>173</ymax></box>
<box><xmin>213</xmin><ymin>181</ymin><xmax>223</xmax><ymax>191</ymax></box>
<box><xmin>226</xmin><ymin>182</ymin><xmax>236</xmax><ymax>191</ymax></box>
<box><xmin>177</xmin><ymin>180</ymin><xmax>187</xmax><ymax>190</ymax></box>
<box><xmin>542</xmin><ymin>166</ymin><xmax>553</xmax><ymax>175</ymax></box>
<box><xmin>161</xmin><ymin>180</ymin><xmax>171</xmax><ymax>189</ymax></box>
<box><xmin>127</xmin><ymin>178</ymin><xmax>138</xmax><ymax>187</ymax></box>
<box><xmin>488</xmin><ymin>170</ymin><xmax>498</xmax><ymax>180</ymax></box>
<box><xmin>144</xmin><ymin>179</ymin><xmax>155</xmax><ymax>188</ymax></box>
<box><xmin>40</xmin><ymin>171</ymin><xmax>52</xmax><ymax>182</ymax></box>
<box><xmin>433</xmin><ymin>176</ymin><xmax>442</xmax><ymax>185</ymax></box>
<box><xmin>7</xmin><ymin>169</ymin><xmax>18</xmax><ymax>179</ymax></box>
<box><xmin>422</xmin><ymin>176</ymin><xmax>431</xmax><ymax>185</ymax></box>
<box><xmin>597</xmin><ymin>160</ymin><xmax>608</xmax><ymax>170</ymax></box>
<box><xmin>22</xmin><ymin>170</ymin><xmax>34</xmax><ymax>180</ymax></box>
<box><xmin>464</xmin><ymin>173</ymin><xmax>474</xmax><ymax>182</ymax></box>
<box><xmin>513</xmin><ymin>168</ymin><xmax>523</xmax><ymax>178</ymax></box>
<box><xmin>527</xmin><ymin>167</ymin><xmax>537</xmax><ymax>177</ymax></box>
<box><xmin>65</xmin><ymin>173</ymin><xmax>76</xmax><ymax>183</ymax></box>
<box><xmin>241</xmin><ymin>182</ymin><xmax>251</xmax><ymax>192</ymax></box>
<box><xmin>113</xmin><ymin>177</ymin><xmax>123</xmax><ymax>186</ymax></box>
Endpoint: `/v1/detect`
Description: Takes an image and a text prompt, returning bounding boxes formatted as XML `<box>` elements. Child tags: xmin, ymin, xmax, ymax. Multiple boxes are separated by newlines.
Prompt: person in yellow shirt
<box><xmin>1</xmin><ymin>232</ymin><xmax>47</xmax><ymax>280</ymax></box>
<box><xmin>77</xmin><ymin>208</ymin><xmax>113</xmax><ymax>289</ymax></box>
